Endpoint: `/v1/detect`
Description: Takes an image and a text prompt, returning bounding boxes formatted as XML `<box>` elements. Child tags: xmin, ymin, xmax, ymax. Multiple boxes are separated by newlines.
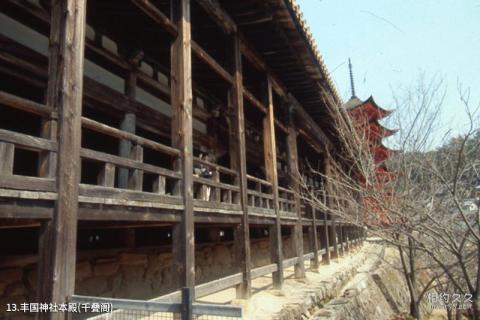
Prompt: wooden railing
<box><xmin>192</xmin><ymin>157</ymin><xmax>240</xmax><ymax>209</ymax></box>
<box><xmin>0</xmin><ymin>91</ymin><xmax>182</xmax><ymax>206</ymax></box>
<box><xmin>80</xmin><ymin>117</ymin><xmax>183</xmax><ymax>205</ymax></box>
<box><xmin>246</xmin><ymin>175</ymin><xmax>274</xmax><ymax>215</ymax></box>
<box><xmin>278</xmin><ymin>187</ymin><xmax>296</xmax><ymax>217</ymax></box>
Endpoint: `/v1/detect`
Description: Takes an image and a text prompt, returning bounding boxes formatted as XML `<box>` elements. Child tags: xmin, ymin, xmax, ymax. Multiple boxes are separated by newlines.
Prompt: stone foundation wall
<box><xmin>0</xmin><ymin>234</ymin><xmax>306</xmax><ymax>314</ymax></box>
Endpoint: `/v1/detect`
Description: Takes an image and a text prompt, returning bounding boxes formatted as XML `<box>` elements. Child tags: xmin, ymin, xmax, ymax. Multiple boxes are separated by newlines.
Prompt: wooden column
<box><xmin>171</xmin><ymin>0</ymin><xmax>195</xmax><ymax>290</ymax></box>
<box><xmin>231</xmin><ymin>34</ymin><xmax>251</xmax><ymax>298</ymax></box>
<box><xmin>118</xmin><ymin>71</ymin><xmax>137</xmax><ymax>188</ymax></box>
<box><xmin>264</xmin><ymin>76</ymin><xmax>283</xmax><ymax>288</ymax></box>
<box><xmin>36</xmin><ymin>0</ymin><xmax>87</xmax><ymax>314</ymax></box>
<box><xmin>309</xmin><ymin>206</ymin><xmax>320</xmax><ymax>270</ymax></box>
<box><xmin>286</xmin><ymin>114</ymin><xmax>305</xmax><ymax>278</ymax></box>
<box><xmin>322</xmin><ymin>212</ymin><xmax>331</xmax><ymax>264</ymax></box>
<box><xmin>339</xmin><ymin>225</ymin><xmax>345</xmax><ymax>255</ymax></box>
<box><xmin>324</xmin><ymin>154</ymin><xmax>339</xmax><ymax>259</ymax></box>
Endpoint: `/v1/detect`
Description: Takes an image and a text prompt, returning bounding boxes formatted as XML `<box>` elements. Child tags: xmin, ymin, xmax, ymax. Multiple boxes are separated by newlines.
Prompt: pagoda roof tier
<box><xmin>371</xmin><ymin>143</ymin><xmax>397</xmax><ymax>164</ymax></box>
<box><xmin>345</xmin><ymin>96</ymin><xmax>394</xmax><ymax>122</ymax></box>
<box><xmin>366</xmin><ymin>120</ymin><xmax>398</xmax><ymax>142</ymax></box>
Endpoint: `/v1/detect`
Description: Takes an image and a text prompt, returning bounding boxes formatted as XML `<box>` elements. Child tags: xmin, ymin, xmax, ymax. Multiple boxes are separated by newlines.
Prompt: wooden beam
<box><xmin>286</xmin><ymin>118</ymin><xmax>305</xmax><ymax>278</ymax></box>
<box><xmin>264</xmin><ymin>76</ymin><xmax>283</xmax><ymax>289</ymax></box>
<box><xmin>191</xmin><ymin>41</ymin><xmax>233</xmax><ymax>83</ymax></box>
<box><xmin>231</xmin><ymin>34</ymin><xmax>251</xmax><ymax>299</ymax></box>
<box><xmin>171</xmin><ymin>0</ymin><xmax>195</xmax><ymax>290</ymax></box>
<box><xmin>36</xmin><ymin>0</ymin><xmax>87</xmax><ymax>315</ymax></box>
<box><xmin>130</xmin><ymin>0</ymin><xmax>178</xmax><ymax>36</ymax></box>
<box><xmin>194</xmin><ymin>0</ymin><xmax>237</xmax><ymax>34</ymax></box>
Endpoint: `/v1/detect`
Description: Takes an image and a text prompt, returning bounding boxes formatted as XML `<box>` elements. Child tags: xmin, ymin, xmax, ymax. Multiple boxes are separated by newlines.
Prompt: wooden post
<box><xmin>171</xmin><ymin>0</ymin><xmax>195</xmax><ymax>290</ymax></box>
<box><xmin>339</xmin><ymin>225</ymin><xmax>345</xmax><ymax>255</ymax></box>
<box><xmin>231</xmin><ymin>34</ymin><xmax>251</xmax><ymax>298</ymax></box>
<box><xmin>324</xmin><ymin>154</ymin><xmax>339</xmax><ymax>259</ymax></box>
<box><xmin>118</xmin><ymin>71</ymin><xmax>137</xmax><ymax>188</ymax></box>
<box><xmin>0</xmin><ymin>142</ymin><xmax>14</xmax><ymax>175</ymax></box>
<box><xmin>322</xmin><ymin>212</ymin><xmax>331</xmax><ymax>264</ymax></box>
<box><xmin>309</xmin><ymin>206</ymin><xmax>320</xmax><ymax>270</ymax></box>
<box><xmin>264</xmin><ymin>76</ymin><xmax>283</xmax><ymax>289</ymax></box>
<box><xmin>286</xmin><ymin>111</ymin><xmax>305</xmax><ymax>278</ymax></box>
<box><xmin>128</xmin><ymin>144</ymin><xmax>144</xmax><ymax>190</ymax></box>
<box><xmin>98</xmin><ymin>163</ymin><xmax>115</xmax><ymax>187</ymax></box>
<box><xmin>36</xmin><ymin>0</ymin><xmax>87</xmax><ymax>314</ymax></box>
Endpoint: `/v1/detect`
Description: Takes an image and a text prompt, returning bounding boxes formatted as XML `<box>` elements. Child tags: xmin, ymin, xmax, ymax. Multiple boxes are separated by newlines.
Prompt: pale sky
<box><xmin>297</xmin><ymin>0</ymin><xmax>480</xmax><ymax>146</ymax></box>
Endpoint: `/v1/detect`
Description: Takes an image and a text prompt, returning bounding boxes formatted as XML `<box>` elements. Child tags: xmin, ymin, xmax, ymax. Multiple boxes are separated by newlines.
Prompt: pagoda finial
<box><xmin>348</xmin><ymin>58</ymin><xmax>356</xmax><ymax>98</ymax></box>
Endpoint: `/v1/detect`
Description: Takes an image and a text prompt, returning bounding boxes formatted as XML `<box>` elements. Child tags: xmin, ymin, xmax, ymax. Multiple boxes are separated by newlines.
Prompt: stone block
<box><xmin>93</xmin><ymin>260</ymin><xmax>119</xmax><ymax>277</ymax></box>
<box><xmin>119</xmin><ymin>253</ymin><xmax>148</xmax><ymax>266</ymax></box>
<box><xmin>76</xmin><ymin>277</ymin><xmax>108</xmax><ymax>296</ymax></box>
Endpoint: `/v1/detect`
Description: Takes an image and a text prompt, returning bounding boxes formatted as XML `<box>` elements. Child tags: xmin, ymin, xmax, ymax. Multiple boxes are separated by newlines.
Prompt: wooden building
<box><xmin>0</xmin><ymin>0</ymin><xmax>363</xmax><ymax>316</ymax></box>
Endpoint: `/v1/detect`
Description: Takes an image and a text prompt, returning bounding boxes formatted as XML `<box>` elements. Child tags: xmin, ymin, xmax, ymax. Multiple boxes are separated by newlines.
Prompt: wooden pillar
<box><xmin>171</xmin><ymin>0</ymin><xmax>195</xmax><ymax>290</ymax></box>
<box><xmin>118</xmin><ymin>71</ymin><xmax>137</xmax><ymax>188</ymax></box>
<box><xmin>309</xmin><ymin>206</ymin><xmax>320</xmax><ymax>270</ymax></box>
<box><xmin>231</xmin><ymin>35</ymin><xmax>251</xmax><ymax>298</ymax></box>
<box><xmin>339</xmin><ymin>225</ymin><xmax>345</xmax><ymax>255</ymax></box>
<box><xmin>36</xmin><ymin>0</ymin><xmax>87</xmax><ymax>315</ymax></box>
<box><xmin>324</xmin><ymin>154</ymin><xmax>339</xmax><ymax>259</ymax></box>
<box><xmin>264</xmin><ymin>76</ymin><xmax>283</xmax><ymax>288</ymax></box>
<box><xmin>286</xmin><ymin>113</ymin><xmax>305</xmax><ymax>278</ymax></box>
<box><xmin>322</xmin><ymin>212</ymin><xmax>331</xmax><ymax>264</ymax></box>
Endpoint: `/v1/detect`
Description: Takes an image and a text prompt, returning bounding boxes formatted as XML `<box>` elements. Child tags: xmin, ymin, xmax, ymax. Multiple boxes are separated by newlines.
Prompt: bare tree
<box><xmin>298</xmin><ymin>74</ymin><xmax>480</xmax><ymax>319</ymax></box>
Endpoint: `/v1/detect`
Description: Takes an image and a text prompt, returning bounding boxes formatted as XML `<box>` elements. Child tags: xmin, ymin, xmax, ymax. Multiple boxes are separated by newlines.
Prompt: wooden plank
<box><xmin>171</xmin><ymin>0</ymin><xmax>195</xmax><ymax>290</ymax></box>
<box><xmin>264</xmin><ymin>76</ymin><xmax>283</xmax><ymax>289</ymax></box>
<box><xmin>250</xmin><ymin>263</ymin><xmax>278</xmax><ymax>279</ymax></box>
<box><xmin>286</xmin><ymin>117</ymin><xmax>305</xmax><ymax>278</ymax></box>
<box><xmin>0</xmin><ymin>175</ymin><xmax>55</xmax><ymax>192</ymax></box>
<box><xmin>36</xmin><ymin>0</ymin><xmax>87</xmax><ymax>314</ymax></box>
<box><xmin>0</xmin><ymin>142</ymin><xmax>14</xmax><ymax>175</ymax></box>
<box><xmin>231</xmin><ymin>34</ymin><xmax>251</xmax><ymax>299</ymax></box>
<box><xmin>282</xmin><ymin>257</ymin><xmax>299</xmax><ymax>269</ymax></box>
<box><xmin>78</xmin><ymin>205</ymin><xmax>181</xmax><ymax>222</ymax></box>
<box><xmin>193</xmin><ymin>176</ymin><xmax>239</xmax><ymax>192</ymax></box>
<box><xmin>195</xmin><ymin>272</ymin><xmax>243</xmax><ymax>298</ymax></box>
<box><xmin>0</xmin><ymin>201</ymin><xmax>53</xmax><ymax>219</ymax></box>
<box><xmin>78</xmin><ymin>184</ymin><xmax>182</xmax><ymax>205</ymax></box>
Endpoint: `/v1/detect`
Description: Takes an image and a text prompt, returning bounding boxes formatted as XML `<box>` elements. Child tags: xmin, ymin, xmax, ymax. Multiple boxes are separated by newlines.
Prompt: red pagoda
<box><xmin>343</xmin><ymin>59</ymin><xmax>397</xmax><ymax>223</ymax></box>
